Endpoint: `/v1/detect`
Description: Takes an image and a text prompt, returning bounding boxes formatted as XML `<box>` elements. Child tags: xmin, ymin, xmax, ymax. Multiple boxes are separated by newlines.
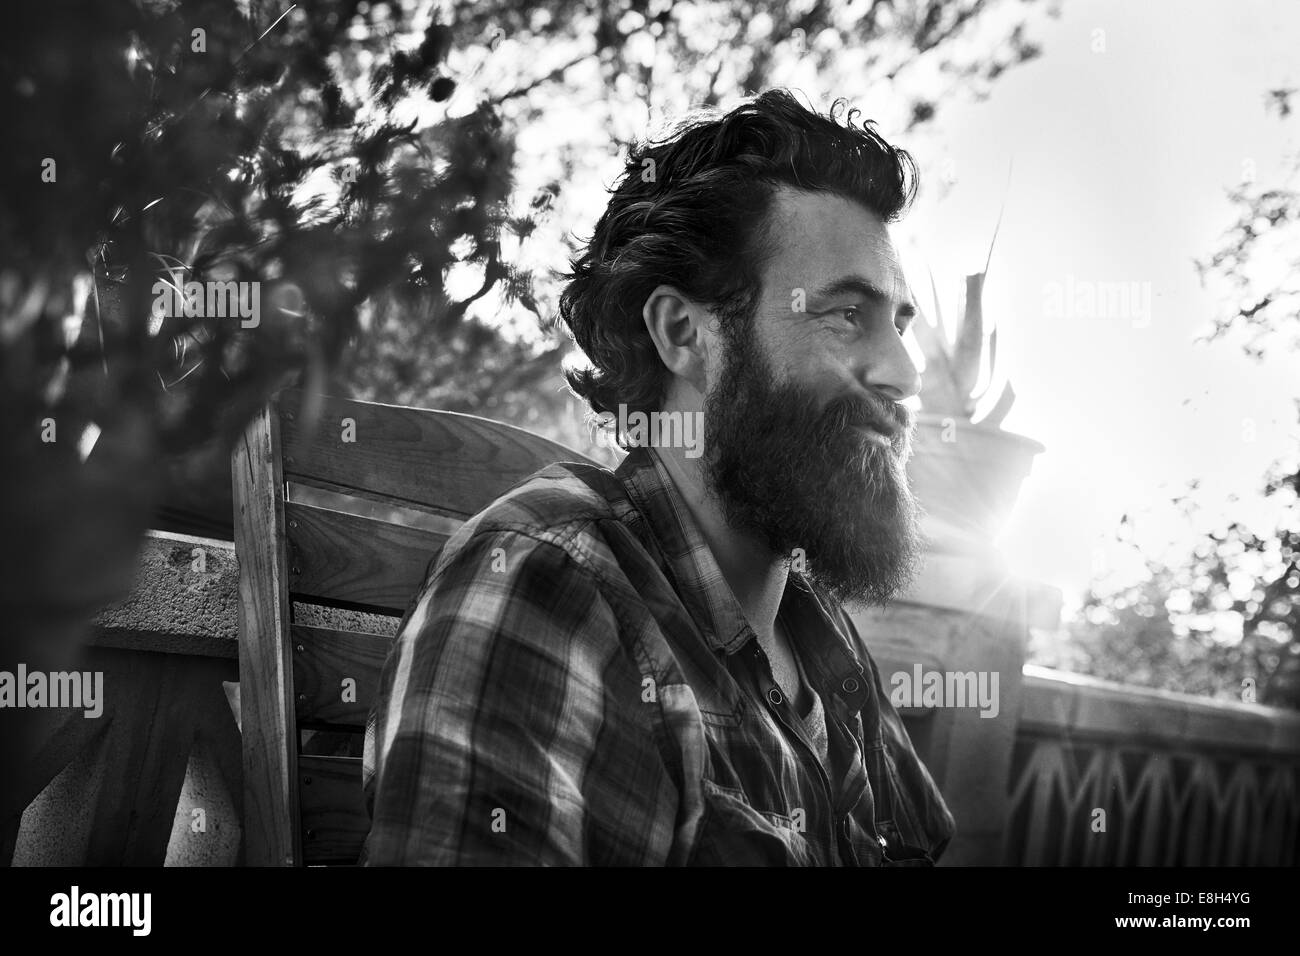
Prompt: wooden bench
<box><xmin>231</xmin><ymin>389</ymin><xmax>595</xmax><ymax>865</ymax></box>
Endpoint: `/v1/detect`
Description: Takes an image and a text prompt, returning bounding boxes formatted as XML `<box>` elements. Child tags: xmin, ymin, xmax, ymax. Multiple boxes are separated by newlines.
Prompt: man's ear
<box><xmin>642</xmin><ymin>284</ymin><xmax>710</xmax><ymax>396</ymax></box>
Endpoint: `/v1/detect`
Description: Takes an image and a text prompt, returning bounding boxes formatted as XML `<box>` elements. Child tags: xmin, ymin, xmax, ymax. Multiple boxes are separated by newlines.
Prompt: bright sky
<box><xmin>895</xmin><ymin>0</ymin><xmax>1300</xmax><ymax>615</ymax></box>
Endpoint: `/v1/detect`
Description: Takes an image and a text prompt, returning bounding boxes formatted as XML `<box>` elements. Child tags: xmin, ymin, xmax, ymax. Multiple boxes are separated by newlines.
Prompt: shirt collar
<box><xmin>615</xmin><ymin>446</ymin><xmax>752</xmax><ymax>654</ymax></box>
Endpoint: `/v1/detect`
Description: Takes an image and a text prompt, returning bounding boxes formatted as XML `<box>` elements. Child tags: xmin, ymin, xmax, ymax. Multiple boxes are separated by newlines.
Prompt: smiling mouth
<box><xmin>854</xmin><ymin>423</ymin><xmax>896</xmax><ymax>447</ymax></box>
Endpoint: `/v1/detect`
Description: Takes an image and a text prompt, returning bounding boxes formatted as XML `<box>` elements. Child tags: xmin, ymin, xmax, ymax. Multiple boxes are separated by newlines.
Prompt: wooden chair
<box><xmin>231</xmin><ymin>389</ymin><xmax>595</xmax><ymax>865</ymax></box>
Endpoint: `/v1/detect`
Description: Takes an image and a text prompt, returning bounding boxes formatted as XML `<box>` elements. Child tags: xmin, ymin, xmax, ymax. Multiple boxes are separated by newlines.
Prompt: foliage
<box><xmin>336</xmin><ymin>0</ymin><xmax>1059</xmax><ymax>447</ymax></box>
<box><xmin>1045</xmin><ymin>477</ymin><xmax>1300</xmax><ymax>710</ymax></box>
<box><xmin>1195</xmin><ymin>87</ymin><xmax>1300</xmax><ymax>360</ymax></box>
<box><xmin>0</xmin><ymin>0</ymin><xmax>524</xmax><ymax>777</ymax></box>
<box><xmin>4</xmin><ymin>1</ymin><xmax>525</xmax><ymax>459</ymax></box>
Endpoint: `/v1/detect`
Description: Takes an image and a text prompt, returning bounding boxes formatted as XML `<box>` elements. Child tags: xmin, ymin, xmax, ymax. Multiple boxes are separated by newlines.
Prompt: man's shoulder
<box><xmin>471</xmin><ymin>459</ymin><xmax>627</xmax><ymax>533</ymax></box>
<box><xmin>432</xmin><ymin>458</ymin><xmax>633</xmax><ymax>571</ymax></box>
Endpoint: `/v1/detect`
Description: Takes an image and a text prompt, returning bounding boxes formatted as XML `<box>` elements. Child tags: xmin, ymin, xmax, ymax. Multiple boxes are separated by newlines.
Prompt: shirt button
<box><xmin>842</xmin><ymin>677</ymin><xmax>860</xmax><ymax>694</ymax></box>
<box><xmin>767</xmin><ymin>687</ymin><xmax>784</xmax><ymax>706</ymax></box>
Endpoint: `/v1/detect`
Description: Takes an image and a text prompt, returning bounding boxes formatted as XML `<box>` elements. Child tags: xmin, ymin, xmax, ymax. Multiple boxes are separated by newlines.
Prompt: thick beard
<box><xmin>699</xmin><ymin>320</ymin><xmax>925</xmax><ymax>609</ymax></box>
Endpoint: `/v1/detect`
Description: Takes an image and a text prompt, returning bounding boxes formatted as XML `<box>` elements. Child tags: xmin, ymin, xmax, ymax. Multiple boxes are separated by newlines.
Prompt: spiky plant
<box><xmin>913</xmin><ymin>215</ymin><xmax>1016</xmax><ymax>428</ymax></box>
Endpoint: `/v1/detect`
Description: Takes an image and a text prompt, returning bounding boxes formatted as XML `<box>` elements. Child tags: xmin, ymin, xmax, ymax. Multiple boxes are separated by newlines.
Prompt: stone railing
<box><xmin>1006</xmin><ymin>665</ymin><xmax>1300</xmax><ymax>866</ymax></box>
<box><xmin>6</xmin><ymin>530</ymin><xmax>1298</xmax><ymax>866</ymax></box>
<box><xmin>6</xmin><ymin>532</ymin><xmax>244</xmax><ymax>866</ymax></box>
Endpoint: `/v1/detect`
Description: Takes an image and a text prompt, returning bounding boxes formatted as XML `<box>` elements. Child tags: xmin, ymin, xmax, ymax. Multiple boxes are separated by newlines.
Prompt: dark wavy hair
<box><xmin>558</xmin><ymin>88</ymin><xmax>918</xmax><ymax>426</ymax></box>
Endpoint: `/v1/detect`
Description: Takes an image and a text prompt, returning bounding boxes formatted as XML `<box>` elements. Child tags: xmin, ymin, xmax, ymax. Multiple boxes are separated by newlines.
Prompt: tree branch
<box><xmin>484</xmin><ymin>52</ymin><xmax>594</xmax><ymax>107</ymax></box>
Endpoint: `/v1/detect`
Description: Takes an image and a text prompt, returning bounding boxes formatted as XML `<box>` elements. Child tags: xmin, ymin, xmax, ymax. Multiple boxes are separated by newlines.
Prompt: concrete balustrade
<box><xmin>5</xmin><ymin>530</ymin><xmax>1295</xmax><ymax>866</ymax></box>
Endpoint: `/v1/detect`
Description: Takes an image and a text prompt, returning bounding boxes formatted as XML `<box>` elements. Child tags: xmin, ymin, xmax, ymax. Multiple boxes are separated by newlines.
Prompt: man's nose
<box><xmin>861</xmin><ymin>326</ymin><xmax>922</xmax><ymax>403</ymax></box>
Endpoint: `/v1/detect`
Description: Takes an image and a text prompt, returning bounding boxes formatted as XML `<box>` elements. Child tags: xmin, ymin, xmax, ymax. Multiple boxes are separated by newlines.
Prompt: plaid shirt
<box><xmin>362</xmin><ymin>446</ymin><xmax>955</xmax><ymax>865</ymax></box>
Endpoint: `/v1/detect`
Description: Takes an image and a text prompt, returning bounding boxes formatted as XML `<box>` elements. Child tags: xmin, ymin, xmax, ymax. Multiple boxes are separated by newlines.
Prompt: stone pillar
<box><xmin>851</xmin><ymin>536</ymin><xmax>1062</xmax><ymax>866</ymax></box>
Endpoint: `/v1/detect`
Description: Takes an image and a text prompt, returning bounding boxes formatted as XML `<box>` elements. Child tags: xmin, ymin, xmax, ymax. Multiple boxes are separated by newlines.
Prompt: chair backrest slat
<box><xmin>298</xmin><ymin>755</ymin><xmax>368</xmax><ymax>865</ymax></box>
<box><xmin>285</xmin><ymin>501</ymin><xmax>451</xmax><ymax>615</ymax></box>
<box><xmin>292</xmin><ymin>624</ymin><xmax>394</xmax><ymax>729</ymax></box>
<box><xmin>280</xmin><ymin>390</ymin><xmax>588</xmax><ymax>517</ymax></box>
<box><xmin>234</xmin><ymin>388</ymin><xmax>597</xmax><ymax>865</ymax></box>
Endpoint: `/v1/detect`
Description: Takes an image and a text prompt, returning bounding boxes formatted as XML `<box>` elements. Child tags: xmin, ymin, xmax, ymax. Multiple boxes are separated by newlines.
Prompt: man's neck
<box><xmin>653</xmin><ymin>443</ymin><xmax>789</xmax><ymax>643</ymax></box>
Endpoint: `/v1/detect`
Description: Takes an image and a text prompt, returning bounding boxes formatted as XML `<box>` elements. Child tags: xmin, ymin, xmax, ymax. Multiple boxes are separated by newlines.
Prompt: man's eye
<box><xmin>838</xmin><ymin>307</ymin><xmax>860</xmax><ymax>324</ymax></box>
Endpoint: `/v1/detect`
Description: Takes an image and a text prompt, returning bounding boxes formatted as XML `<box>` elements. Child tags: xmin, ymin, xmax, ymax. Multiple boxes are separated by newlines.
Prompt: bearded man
<box><xmin>362</xmin><ymin>88</ymin><xmax>955</xmax><ymax>866</ymax></box>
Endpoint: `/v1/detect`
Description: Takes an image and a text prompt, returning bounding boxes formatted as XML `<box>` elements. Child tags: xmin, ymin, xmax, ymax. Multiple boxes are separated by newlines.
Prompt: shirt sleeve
<box><xmin>361</xmin><ymin>527</ymin><xmax>675</xmax><ymax>865</ymax></box>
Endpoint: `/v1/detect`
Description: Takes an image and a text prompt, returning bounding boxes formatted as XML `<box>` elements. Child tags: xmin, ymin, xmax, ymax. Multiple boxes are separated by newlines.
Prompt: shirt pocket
<box><xmin>686</xmin><ymin>780</ymin><xmax>820</xmax><ymax>866</ymax></box>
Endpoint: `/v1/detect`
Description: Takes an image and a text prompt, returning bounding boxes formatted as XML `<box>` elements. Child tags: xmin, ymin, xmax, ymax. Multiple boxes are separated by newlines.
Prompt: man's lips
<box><xmin>855</xmin><ymin>422</ymin><xmax>895</xmax><ymax>446</ymax></box>
<box><xmin>814</xmin><ymin>394</ymin><xmax>910</xmax><ymax>448</ymax></box>
<box><xmin>851</xmin><ymin>412</ymin><xmax>905</xmax><ymax>440</ymax></box>
<box><xmin>845</xmin><ymin>394</ymin><xmax>909</xmax><ymax>444</ymax></box>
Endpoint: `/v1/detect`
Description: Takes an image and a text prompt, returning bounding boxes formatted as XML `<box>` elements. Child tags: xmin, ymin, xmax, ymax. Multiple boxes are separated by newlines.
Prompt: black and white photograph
<box><xmin>0</xmin><ymin>0</ymin><xmax>1295</xmax><ymax>928</ymax></box>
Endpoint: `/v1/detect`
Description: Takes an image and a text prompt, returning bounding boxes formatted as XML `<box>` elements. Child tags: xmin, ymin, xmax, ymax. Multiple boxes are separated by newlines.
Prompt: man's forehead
<box><xmin>764</xmin><ymin>187</ymin><xmax>911</xmax><ymax>300</ymax></box>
